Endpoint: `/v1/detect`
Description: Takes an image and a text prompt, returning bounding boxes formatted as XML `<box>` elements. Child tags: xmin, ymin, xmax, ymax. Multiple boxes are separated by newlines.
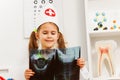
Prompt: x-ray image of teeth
<box><xmin>55</xmin><ymin>47</ymin><xmax>80</xmax><ymax>80</ymax></box>
<box><xmin>30</xmin><ymin>49</ymin><xmax>56</xmax><ymax>80</ymax></box>
<box><xmin>29</xmin><ymin>47</ymin><xmax>80</xmax><ymax>80</ymax></box>
<box><xmin>95</xmin><ymin>40</ymin><xmax>117</xmax><ymax>77</ymax></box>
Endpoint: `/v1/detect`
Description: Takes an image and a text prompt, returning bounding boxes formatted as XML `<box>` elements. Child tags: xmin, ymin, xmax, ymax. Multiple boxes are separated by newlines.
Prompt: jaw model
<box><xmin>95</xmin><ymin>40</ymin><xmax>117</xmax><ymax>77</ymax></box>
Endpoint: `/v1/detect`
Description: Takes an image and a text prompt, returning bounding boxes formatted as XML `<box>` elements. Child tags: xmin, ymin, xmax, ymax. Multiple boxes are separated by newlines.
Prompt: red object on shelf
<box><xmin>0</xmin><ymin>76</ymin><xmax>5</xmax><ymax>80</ymax></box>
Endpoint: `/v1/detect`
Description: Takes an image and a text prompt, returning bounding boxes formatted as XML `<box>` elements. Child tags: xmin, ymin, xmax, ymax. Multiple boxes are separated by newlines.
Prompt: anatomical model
<box><xmin>95</xmin><ymin>40</ymin><xmax>117</xmax><ymax>76</ymax></box>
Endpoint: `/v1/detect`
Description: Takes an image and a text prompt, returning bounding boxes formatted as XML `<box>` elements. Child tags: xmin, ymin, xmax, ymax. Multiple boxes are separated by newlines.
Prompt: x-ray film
<box><xmin>55</xmin><ymin>46</ymin><xmax>80</xmax><ymax>80</ymax></box>
<box><xmin>29</xmin><ymin>46</ymin><xmax>80</xmax><ymax>80</ymax></box>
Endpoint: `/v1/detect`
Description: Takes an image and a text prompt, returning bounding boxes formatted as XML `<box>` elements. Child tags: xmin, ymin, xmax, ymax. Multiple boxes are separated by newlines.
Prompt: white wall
<box><xmin>0</xmin><ymin>0</ymin><xmax>29</xmax><ymax>79</ymax></box>
<box><xmin>0</xmin><ymin>0</ymin><xmax>87</xmax><ymax>80</ymax></box>
<box><xmin>62</xmin><ymin>0</ymin><xmax>87</xmax><ymax>58</ymax></box>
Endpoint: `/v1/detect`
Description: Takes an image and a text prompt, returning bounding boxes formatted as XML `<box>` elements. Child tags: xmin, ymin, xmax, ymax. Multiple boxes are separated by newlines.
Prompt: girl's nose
<box><xmin>47</xmin><ymin>33</ymin><xmax>52</xmax><ymax>38</ymax></box>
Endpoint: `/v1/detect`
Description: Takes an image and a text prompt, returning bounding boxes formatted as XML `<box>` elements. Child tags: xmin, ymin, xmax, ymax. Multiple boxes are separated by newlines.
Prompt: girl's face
<box><xmin>36</xmin><ymin>23</ymin><xmax>59</xmax><ymax>49</ymax></box>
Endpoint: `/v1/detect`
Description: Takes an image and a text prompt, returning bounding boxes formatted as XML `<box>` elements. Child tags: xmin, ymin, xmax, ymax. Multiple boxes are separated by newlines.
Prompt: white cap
<box><xmin>35</xmin><ymin>4</ymin><xmax>58</xmax><ymax>29</ymax></box>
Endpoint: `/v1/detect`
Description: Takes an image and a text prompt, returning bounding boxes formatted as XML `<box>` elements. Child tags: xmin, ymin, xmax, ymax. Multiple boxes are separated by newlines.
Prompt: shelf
<box><xmin>89</xmin><ymin>30</ymin><xmax>120</xmax><ymax>37</ymax></box>
<box><xmin>85</xmin><ymin>0</ymin><xmax>120</xmax><ymax>80</ymax></box>
<box><xmin>108</xmin><ymin>77</ymin><xmax>120</xmax><ymax>80</ymax></box>
<box><xmin>92</xmin><ymin>77</ymin><xmax>120</xmax><ymax>80</ymax></box>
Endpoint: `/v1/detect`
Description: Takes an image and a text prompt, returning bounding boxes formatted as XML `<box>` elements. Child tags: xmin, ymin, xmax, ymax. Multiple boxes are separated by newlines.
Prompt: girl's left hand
<box><xmin>77</xmin><ymin>58</ymin><xmax>85</xmax><ymax>69</ymax></box>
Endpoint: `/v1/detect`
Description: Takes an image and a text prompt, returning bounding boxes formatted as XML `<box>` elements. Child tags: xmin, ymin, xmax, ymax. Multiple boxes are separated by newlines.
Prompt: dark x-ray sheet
<box><xmin>29</xmin><ymin>46</ymin><xmax>80</xmax><ymax>80</ymax></box>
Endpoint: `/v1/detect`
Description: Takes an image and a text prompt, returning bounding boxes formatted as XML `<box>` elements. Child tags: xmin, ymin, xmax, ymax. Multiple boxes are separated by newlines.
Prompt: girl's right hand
<box><xmin>24</xmin><ymin>69</ymin><xmax>35</xmax><ymax>80</ymax></box>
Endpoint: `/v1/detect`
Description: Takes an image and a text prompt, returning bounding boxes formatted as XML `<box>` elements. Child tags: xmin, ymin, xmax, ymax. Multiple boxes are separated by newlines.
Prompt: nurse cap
<box><xmin>35</xmin><ymin>4</ymin><xmax>59</xmax><ymax>31</ymax></box>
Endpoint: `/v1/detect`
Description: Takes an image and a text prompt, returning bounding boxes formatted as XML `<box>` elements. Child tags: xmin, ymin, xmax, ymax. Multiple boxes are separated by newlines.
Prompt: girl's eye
<box><xmin>42</xmin><ymin>31</ymin><xmax>57</xmax><ymax>35</ymax></box>
<box><xmin>42</xmin><ymin>31</ymin><xmax>48</xmax><ymax>34</ymax></box>
<box><xmin>51</xmin><ymin>31</ymin><xmax>56</xmax><ymax>35</ymax></box>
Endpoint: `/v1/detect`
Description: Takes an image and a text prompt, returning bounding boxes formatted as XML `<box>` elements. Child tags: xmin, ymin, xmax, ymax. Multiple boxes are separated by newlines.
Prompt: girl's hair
<box><xmin>28</xmin><ymin>22</ymin><xmax>66</xmax><ymax>53</ymax></box>
<box><xmin>29</xmin><ymin>31</ymin><xmax>38</xmax><ymax>52</ymax></box>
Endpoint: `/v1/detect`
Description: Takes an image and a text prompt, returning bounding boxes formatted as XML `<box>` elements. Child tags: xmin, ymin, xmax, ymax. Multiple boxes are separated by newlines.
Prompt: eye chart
<box><xmin>23</xmin><ymin>0</ymin><xmax>64</xmax><ymax>38</ymax></box>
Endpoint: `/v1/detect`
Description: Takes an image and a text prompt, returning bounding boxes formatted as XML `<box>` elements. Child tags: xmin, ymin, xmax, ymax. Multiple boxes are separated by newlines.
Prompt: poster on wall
<box><xmin>23</xmin><ymin>0</ymin><xmax>64</xmax><ymax>38</ymax></box>
<box><xmin>29</xmin><ymin>46</ymin><xmax>80</xmax><ymax>80</ymax></box>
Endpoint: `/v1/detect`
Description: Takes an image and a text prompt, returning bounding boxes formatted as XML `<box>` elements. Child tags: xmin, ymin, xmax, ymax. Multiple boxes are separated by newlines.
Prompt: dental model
<box><xmin>95</xmin><ymin>40</ymin><xmax>117</xmax><ymax>77</ymax></box>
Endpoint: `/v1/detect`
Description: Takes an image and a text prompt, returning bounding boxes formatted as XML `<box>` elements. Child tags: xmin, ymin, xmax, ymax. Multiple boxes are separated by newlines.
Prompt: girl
<box><xmin>24</xmin><ymin>3</ymin><xmax>85</xmax><ymax>80</ymax></box>
<box><xmin>24</xmin><ymin>22</ymin><xmax>85</xmax><ymax>80</ymax></box>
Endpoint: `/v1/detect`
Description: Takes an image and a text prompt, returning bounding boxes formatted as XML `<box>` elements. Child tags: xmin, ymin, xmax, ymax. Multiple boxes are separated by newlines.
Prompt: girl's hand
<box><xmin>77</xmin><ymin>58</ymin><xmax>85</xmax><ymax>68</ymax></box>
<box><xmin>24</xmin><ymin>69</ymin><xmax>35</xmax><ymax>80</ymax></box>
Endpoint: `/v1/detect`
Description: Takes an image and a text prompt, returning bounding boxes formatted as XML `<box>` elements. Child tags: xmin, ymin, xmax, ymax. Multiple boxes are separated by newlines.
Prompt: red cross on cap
<box><xmin>45</xmin><ymin>8</ymin><xmax>56</xmax><ymax>17</ymax></box>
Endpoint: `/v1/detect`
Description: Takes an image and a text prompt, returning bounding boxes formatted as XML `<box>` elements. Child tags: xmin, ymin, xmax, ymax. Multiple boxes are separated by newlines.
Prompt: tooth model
<box><xmin>95</xmin><ymin>40</ymin><xmax>117</xmax><ymax>76</ymax></box>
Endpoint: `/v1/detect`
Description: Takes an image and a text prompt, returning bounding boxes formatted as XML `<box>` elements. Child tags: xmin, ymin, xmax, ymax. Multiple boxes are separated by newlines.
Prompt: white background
<box><xmin>0</xmin><ymin>0</ymin><xmax>87</xmax><ymax>80</ymax></box>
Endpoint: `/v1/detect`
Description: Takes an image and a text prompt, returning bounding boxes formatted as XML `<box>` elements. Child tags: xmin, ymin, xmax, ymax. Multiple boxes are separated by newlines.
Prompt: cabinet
<box><xmin>84</xmin><ymin>0</ymin><xmax>120</xmax><ymax>79</ymax></box>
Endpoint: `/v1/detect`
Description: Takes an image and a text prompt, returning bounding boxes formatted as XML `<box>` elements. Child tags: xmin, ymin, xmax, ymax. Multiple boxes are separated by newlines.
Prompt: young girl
<box><xmin>24</xmin><ymin>4</ymin><xmax>85</xmax><ymax>80</ymax></box>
